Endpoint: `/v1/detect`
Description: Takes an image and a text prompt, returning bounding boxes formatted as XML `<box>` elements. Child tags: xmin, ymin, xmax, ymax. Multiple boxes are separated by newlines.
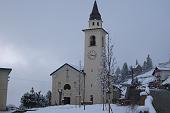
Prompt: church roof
<box><xmin>89</xmin><ymin>1</ymin><xmax>102</xmax><ymax>20</ymax></box>
<box><xmin>50</xmin><ymin>63</ymin><xmax>83</xmax><ymax>76</ymax></box>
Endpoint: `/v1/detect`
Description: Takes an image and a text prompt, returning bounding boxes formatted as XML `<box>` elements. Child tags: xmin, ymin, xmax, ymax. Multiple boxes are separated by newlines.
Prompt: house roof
<box><xmin>159</xmin><ymin>61</ymin><xmax>170</xmax><ymax>68</ymax></box>
<box><xmin>50</xmin><ymin>63</ymin><xmax>83</xmax><ymax>76</ymax></box>
<box><xmin>0</xmin><ymin>68</ymin><xmax>12</xmax><ymax>75</ymax></box>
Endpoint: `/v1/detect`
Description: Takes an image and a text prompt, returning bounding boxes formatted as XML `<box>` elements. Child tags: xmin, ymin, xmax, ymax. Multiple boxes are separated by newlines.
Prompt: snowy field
<box><xmin>26</xmin><ymin>104</ymin><xmax>133</xmax><ymax>113</ymax></box>
<box><xmin>0</xmin><ymin>104</ymin><xmax>140</xmax><ymax>113</ymax></box>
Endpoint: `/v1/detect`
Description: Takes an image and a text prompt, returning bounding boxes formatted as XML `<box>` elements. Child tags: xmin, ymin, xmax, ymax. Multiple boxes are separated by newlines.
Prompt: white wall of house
<box><xmin>0</xmin><ymin>68</ymin><xmax>11</xmax><ymax>111</ymax></box>
<box><xmin>160</xmin><ymin>70</ymin><xmax>170</xmax><ymax>81</ymax></box>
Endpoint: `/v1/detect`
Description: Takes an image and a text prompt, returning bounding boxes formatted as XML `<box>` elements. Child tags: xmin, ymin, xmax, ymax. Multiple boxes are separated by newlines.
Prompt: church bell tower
<box><xmin>82</xmin><ymin>1</ymin><xmax>108</xmax><ymax>104</ymax></box>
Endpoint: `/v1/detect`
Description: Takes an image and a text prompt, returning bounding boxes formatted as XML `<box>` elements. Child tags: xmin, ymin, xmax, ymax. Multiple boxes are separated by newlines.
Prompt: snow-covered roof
<box><xmin>157</xmin><ymin>67</ymin><xmax>170</xmax><ymax>71</ymax></box>
<box><xmin>136</xmin><ymin>70</ymin><xmax>157</xmax><ymax>85</ymax></box>
<box><xmin>162</xmin><ymin>76</ymin><xmax>170</xmax><ymax>85</ymax></box>
<box><xmin>137</xmin><ymin>69</ymin><xmax>154</xmax><ymax>78</ymax></box>
<box><xmin>123</xmin><ymin>70</ymin><xmax>156</xmax><ymax>86</ymax></box>
<box><xmin>158</xmin><ymin>61</ymin><xmax>170</xmax><ymax>71</ymax></box>
<box><xmin>159</xmin><ymin>61</ymin><xmax>170</xmax><ymax>68</ymax></box>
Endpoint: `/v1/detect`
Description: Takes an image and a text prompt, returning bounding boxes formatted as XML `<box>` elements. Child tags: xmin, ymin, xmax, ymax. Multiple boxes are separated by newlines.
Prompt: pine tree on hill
<box><xmin>121</xmin><ymin>62</ymin><xmax>129</xmax><ymax>81</ymax></box>
<box><xmin>146</xmin><ymin>54</ymin><xmax>153</xmax><ymax>70</ymax></box>
<box><xmin>142</xmin><ymin>61</ymin><xmax>147</xmax><ymax>72</ymax></box>
<box><xmin>136</xmin><ymin>59</ymin><xmax>139</xmax><ymax>65</ymax></box>
<box><xmin>115</xmin><ymin>67</ymin><xmax>121</xmax><ymax>76</ymax></box>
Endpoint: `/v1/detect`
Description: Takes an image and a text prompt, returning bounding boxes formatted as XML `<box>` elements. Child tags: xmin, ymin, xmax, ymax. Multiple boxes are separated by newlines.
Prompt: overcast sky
<box><xmin>0</xmin><ymin>0</ymin><xmax>170</xmax><ymax>106</ymax></box>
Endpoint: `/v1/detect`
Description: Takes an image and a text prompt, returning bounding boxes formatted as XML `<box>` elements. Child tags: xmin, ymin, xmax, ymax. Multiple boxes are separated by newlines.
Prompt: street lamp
<box><xmin>58</xmin><ymin>89</ymin><xmax>63</xmax><ymax>105</ymax></box>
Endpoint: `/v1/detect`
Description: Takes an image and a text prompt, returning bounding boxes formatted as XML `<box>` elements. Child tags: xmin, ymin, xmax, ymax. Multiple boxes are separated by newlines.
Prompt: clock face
<box><xmin>88</xmin><ymin>50</ymin><xmax>97</xmax><ymax>60</ymax></box>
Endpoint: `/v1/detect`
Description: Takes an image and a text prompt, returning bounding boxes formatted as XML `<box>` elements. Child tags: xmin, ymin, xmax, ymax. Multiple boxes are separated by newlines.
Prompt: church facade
<box><xmin>51</xmin><ymin>1</ymin><xmax>111</xmax><ymax>105</ymax></box>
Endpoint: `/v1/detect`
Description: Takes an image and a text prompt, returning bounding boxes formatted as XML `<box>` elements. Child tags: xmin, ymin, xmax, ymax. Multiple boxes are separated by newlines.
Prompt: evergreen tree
<box><xmin>146</xmin><ymin>54</ymin><xmax>153</xmax><ymax>70</ymax></box>
<box><xmin>136</xmin><ymin>59</ymin><xmax>139</xmax><ymax>65</ymax></box>
<box><xmin>46</xmin><ymin>90</ymin><xmax>52</xmax><ymax>106</ymax></box>
<box><xmin>142</xmin><ymin>61</ymin><xmax>147</xmax><ymax>72</ymax></box>
<box><xmin>20</xmin><ymin>87</ymin><xmax>47</xmax><ymax>109</ymax></box>
<box><xmin>121</xmin><ymin>62</ymin><xmax>129</xmax><ymax>81</ymax></box>
<box><xmin>115</xmin><ymin>67</ymin><xmax>121</xmax><ymax>76</ymax></box>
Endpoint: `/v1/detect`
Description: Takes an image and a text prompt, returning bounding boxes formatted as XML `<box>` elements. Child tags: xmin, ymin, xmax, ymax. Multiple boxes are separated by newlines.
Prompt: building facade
<box><xmin>0</xmin><ymin>68</ymin><xmax>12</xmax><ymax>111</ymax></box>
<box><xmin>153</xmin><ymin>61</ymin><xmax>170</xmax><ymax>81</ymax></box>
<box><xmin>51</xmin><ymin>1</ymin><xmax>114</xmax><ymax>105</ymax></box>
<box><xmin>51</xmin><ymin>63</ymin><xmax>84</xmax><ymax>105</ymax></box>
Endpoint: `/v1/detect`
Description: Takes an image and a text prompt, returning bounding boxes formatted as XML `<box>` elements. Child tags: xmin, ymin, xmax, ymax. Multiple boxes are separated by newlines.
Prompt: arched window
<box><xmin>90</xmin><ymin>35</ymin><xmax>96</xmax><ymax>46</ymax></box>
<box><xmin>64</xmin><ymin>84</ymin><xmax>71</xmax><ymax>90</ymax></box>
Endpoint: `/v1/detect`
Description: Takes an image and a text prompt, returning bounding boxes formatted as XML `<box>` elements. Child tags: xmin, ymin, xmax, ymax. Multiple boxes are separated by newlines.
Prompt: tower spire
<box><xmin>89</xmin><ymin>1</ymin><xmax>102</xmax><ymax>20</ymax></box>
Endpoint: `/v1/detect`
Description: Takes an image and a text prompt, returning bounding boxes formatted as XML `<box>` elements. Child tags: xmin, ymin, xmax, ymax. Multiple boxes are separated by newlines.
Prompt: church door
<box><xmin>63</xmin><ymin>97</ymin><xmax>70</xmax><ymax>105</ymax></box>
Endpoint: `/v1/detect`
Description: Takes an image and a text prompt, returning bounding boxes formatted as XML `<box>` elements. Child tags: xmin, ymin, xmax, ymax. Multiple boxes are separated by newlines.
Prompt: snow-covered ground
<box><xmin>0</xmin><ymin>104</ymin><xmax>147</xmax><ymax>113</ymax></box>
<box><xmin>25</xmin><ymin>104</ymin><xmax>140</xmax><ymax>113</ymax></box>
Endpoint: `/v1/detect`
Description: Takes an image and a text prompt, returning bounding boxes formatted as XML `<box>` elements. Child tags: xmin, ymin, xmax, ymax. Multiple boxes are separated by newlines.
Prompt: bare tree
<box><xmin>98</xmin><ymin>33</ymin><xmax>116</xmax><ymax>113</ymax></box>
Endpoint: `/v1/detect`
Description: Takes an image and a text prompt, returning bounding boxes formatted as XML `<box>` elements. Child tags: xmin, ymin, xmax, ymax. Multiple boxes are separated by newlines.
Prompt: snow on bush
<box><xmin>136</xmin><ymin>106</ymin><xmax>149</xmax><ymax>113</ymax></box>
<box><xmin>145</xmin><ymin>96</ymin><xmax>156</xmax><ymax>113</ymax></box>
<box><xmin>140</xmin><ymin>91</ymin><xmax>148</xmax><ymax>96</ymax></box>
<box><xmin>145</xmin><ymin>86</ymin><xmax>150</xmax><ymax>95</ymax></box>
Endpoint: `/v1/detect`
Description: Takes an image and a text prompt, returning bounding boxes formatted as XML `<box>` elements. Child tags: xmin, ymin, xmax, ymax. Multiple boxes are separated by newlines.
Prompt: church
<box><xmin>51</xmin><ymin>1</ymin><xmax>114</xmax><ymax>105</ymax></box>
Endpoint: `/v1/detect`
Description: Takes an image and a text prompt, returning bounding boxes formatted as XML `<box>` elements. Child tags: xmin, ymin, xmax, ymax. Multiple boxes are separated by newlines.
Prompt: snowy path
<box><xmin>0</xmin><ymin>104</ymin><xmax>145</xmax><ymax>113</ymax></box>
<box><xmin>25</xmin><ymin>104</ymin><xmax>130</xmax><ymax>113</ymax></box>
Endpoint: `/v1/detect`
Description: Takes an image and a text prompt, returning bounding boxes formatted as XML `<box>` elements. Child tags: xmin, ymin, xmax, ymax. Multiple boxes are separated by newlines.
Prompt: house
<box><xmin>0</xmin><ymin>68</ymin><xmax>12</xmax><ymax>111</ymax></box>
<box><xmin>133</xmin><ymin>64</ymin><xmax>142</xmax><ymax>76</ymax></box>
<box><xmin>152</xmin><ymin>60</ymin><xmax>170</xmax><ymax>82</ymax></box>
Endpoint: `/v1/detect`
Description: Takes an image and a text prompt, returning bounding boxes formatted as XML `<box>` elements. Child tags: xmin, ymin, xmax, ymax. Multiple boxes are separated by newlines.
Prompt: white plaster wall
<box><xmin>160</xmin><ymin>70</ymin><xmax>170</xmax><ymax>81</ymax></box>
<box><xmin>83</xmin><ymin>20</ymin><xmax>107</xmax><ymax>103</ymax></box>
<box><xmin>0</xmin><ymin>69</ymin><xmax>11</xmax><ymax>111</ymax></box>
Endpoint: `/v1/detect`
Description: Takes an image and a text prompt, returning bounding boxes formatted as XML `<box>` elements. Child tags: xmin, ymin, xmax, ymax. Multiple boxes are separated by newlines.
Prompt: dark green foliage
<box><xmin>142</xmin><ymin>54</ymin><xmax>153</xmax><ymax>72</ymax></box>
<box><xmin>121</xmin><ymin>62</ymin><xmax>129</xmax><ymax>81</ymax></box>
<box><xmin>146</xmin><ymin>54</ymin><xmax>153</xmax><ymax>70</ymax></box>
<box><xmin>46</xmin><ymin>90</ymin><xmax>52</xmax><ymax>106</ymax></box>
<box><xmin>20</xmin><ymin>87</ymin><xmax>47</xmax><ymax>108</ymax></box>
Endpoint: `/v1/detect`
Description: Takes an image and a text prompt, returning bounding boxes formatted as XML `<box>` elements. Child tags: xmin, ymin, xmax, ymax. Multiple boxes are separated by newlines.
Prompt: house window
<box><xmin>64</xmin><ymin>84</ymin><xmax>71</xmax><ymax>90</ymax></box>
<box><xmin>97</xmin><ymin>22</ymin><xmax>99</xmax><ymax>26</ymax></box>
<box><xmin>91</xmin><ymin>84</ymin><xmax>93</xmax><ymax>88</ymax></box>
<box><xmin>90</xmin><ymin>35</ymin><xmax>96</xmax><ymax>46</ymax></box>
<box><xmin>102</xmin><ymin>36</ymin><xmax>104</xmax><ymax>47</ymax></box>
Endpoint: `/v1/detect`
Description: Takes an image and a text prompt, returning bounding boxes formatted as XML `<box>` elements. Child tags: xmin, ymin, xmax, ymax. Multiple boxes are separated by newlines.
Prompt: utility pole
<box><xmin>82</xmin><ymin>70</ymin><xmax>86</xmax><ymax>110</ymax></box>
